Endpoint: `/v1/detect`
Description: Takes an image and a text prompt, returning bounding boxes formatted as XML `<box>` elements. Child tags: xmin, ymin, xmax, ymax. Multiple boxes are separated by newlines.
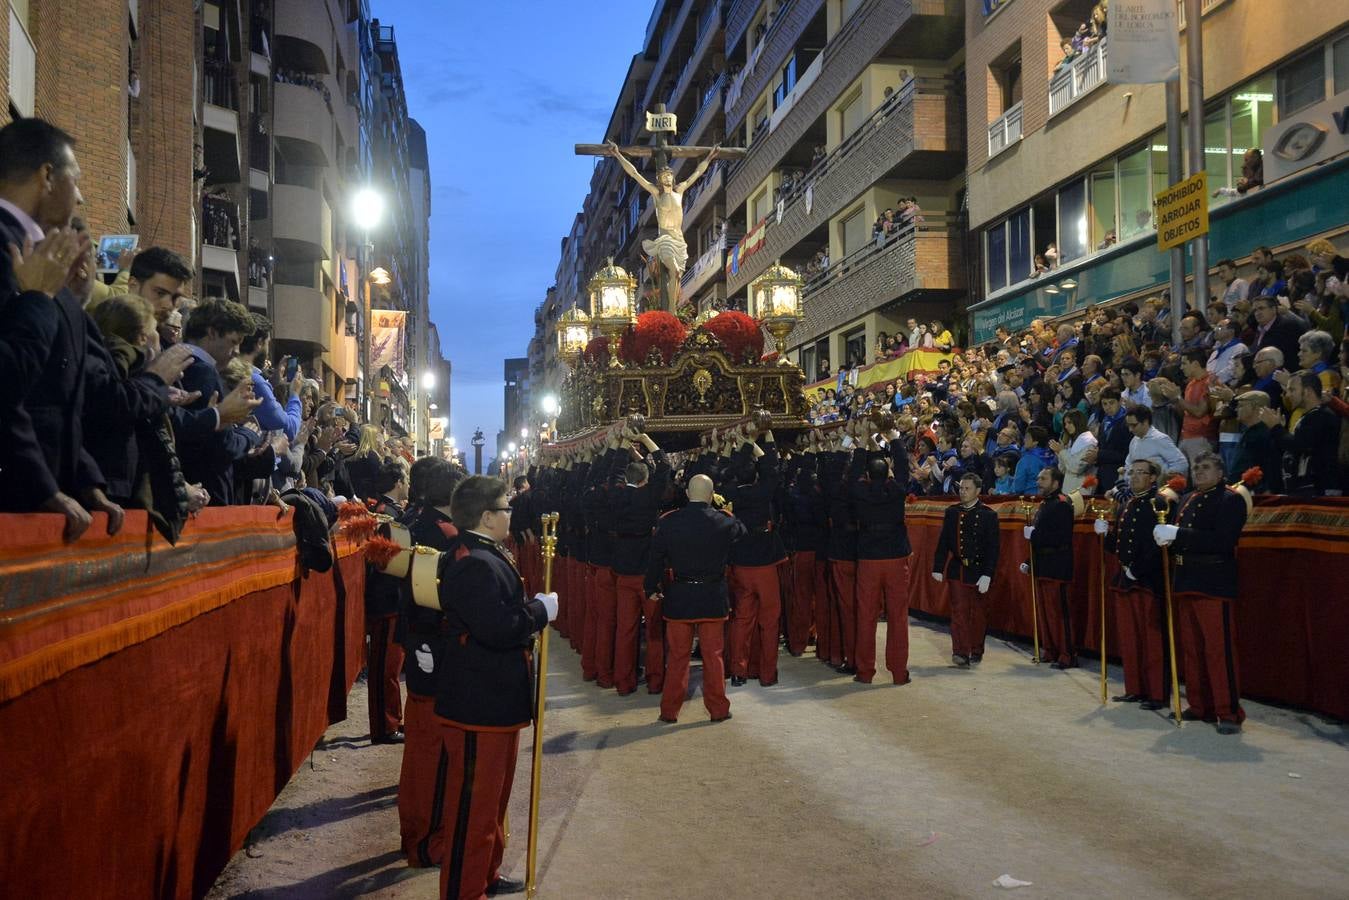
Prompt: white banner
<box><xmin>1106</xmin><ymin>0</ymin><xmax>1179</xmax><ymax>84</ymax></box>
<box><xmin>370</xmin><ymin>310</ymin><xmax>407</xmax><ymax>379</ymax></box>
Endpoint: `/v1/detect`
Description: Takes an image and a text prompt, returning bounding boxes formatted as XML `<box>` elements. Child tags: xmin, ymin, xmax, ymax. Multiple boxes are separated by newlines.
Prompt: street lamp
<box><xmin>508</xmin><ymin>442</ymin><xmax>518</xmax><ymax>454</ymax></box>
<box><xmin>351</xmin><ymin>188</ymin><xmax>386</xmax><ymax>232</ymax></box>
<box><xmin>421</xmin><ymin>370</ymin><xmax>436</xmax><ymax>390</ymax></box>
<box><xmin>749</xmin><ymin>261</ymin><xmax>804</xmax><ymax>362</ymax></box>
<box><xmin>540</xmin><ymin>394</ymin><xmax>560</xmax><ymax>416</ymax></box>
<box><xmin>588</xmin><ymin>259</ymin><xmax>636</xmax><ymax>367</ymax></box>
<box><xmin>521</xmin><ymin>427</ymin><xmax>529</xmax><ymax>440</ymax></box>
<box><xmin>350</xmin><ymin>187</ymin><xmax>386</xmax><ymax>421</ymax></box>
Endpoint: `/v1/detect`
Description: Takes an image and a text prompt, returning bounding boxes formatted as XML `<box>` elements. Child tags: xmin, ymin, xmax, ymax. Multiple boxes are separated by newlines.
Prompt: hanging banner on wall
<box><xmin>371</xmin><ymin>310</ymin><xmax>407</xmax><ymax>379</ymax></box>
<box><xmin>1106</xmin><ymin>0</ymin><xmax>1180</xmax><ymax>84</ymax></box>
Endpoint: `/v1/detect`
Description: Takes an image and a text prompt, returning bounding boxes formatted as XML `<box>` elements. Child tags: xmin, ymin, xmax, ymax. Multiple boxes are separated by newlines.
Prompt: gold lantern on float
<box><xmin>749</xmin><ymin>261</ymin><xmax>803</xmax><ymax>363</ymax></box>
<box><xmin>556</xmin><ymin>305</ymin><xmax>591</xmax><ymax>366</ymax></box>
<box><xmin>588</xmin><ymin>258</ymin><xmax>637</xmax><ymax>367</ymax></box>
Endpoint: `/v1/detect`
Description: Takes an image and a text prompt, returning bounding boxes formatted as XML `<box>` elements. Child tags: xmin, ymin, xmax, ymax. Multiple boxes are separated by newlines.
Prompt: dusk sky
<box><xmin>376</xmin><ymin>0</ymin><xmax>653</xmax><ymax>453</ymax></box>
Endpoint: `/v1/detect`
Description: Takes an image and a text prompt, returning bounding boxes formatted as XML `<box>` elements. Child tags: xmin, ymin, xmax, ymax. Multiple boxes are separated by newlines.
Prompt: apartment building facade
<box><xmin>965</xmin><ymin>0</ymin><xmax>1349</xmax><ymax>343</ymax></box>
<box><xmin>722</xmin><ymin>0</ymin><xmax>967</xmax><ymax>379</ymax></box>
<box><xmin>3</xmin><ymin>0</ymin><xmax>440</xmax><ymax>447</ymax></box>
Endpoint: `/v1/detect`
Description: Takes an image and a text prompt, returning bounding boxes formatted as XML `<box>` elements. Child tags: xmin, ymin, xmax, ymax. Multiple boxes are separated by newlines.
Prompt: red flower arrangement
<box><xmin>700</xmin><ymin>311</ymin><xmax>764</xmax><ymax>363</ymax></box>
<box><xmin>582</xmin><ymin>335</ymin><xmax>610</xmax><ymax>367</ymax></box>
<box><xmin>619</xmin><ymin>310</ymin><xmax>687</xmax><ymax>365</ymax></box>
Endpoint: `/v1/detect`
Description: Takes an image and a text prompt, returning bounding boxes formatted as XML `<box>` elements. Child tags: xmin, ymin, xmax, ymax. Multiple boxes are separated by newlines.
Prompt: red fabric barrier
<box><xmin>0</xmin><ymin>510</ymin><xmax>367</xmax><ymax>899</ymax></box>
<box><xmin>906</xmin><ymin>497</ymin><xmax>1349</xmax><ymax>721</ymax></box>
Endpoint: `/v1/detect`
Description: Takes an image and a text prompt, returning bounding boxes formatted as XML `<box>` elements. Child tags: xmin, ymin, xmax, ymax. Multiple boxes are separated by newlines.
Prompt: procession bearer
<box><xmin>1022</xmin><ymin>466</ymin><xmax>1078</xmax><ymax>669</ymax></box>
<box><xmin>645</xmin><ymin>474</ymin><xmax>746</xmax><ymax>723</ymax></box>
<box><xmin>432</xmin><ymin>476</ymin><xmax>557</xmax><ymax>899</ymax></box>
<box><xmin>610</xmin><ymin>428</ymin><xmax>671</xmax><ymax>695</ymax></box>
<box><xmin>931</xmin><ymin>472</ymin><xmax>1000</xmax><ymax>667</ymax></box>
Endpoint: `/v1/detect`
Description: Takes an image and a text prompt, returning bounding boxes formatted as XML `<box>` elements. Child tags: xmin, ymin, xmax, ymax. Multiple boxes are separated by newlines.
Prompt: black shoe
<box><xmin>730</xmin><ymin>675</ymin><xmax>748</xmax><ymax>687</ymax></box>
<box><xmin>372</xmin><ymin>730</ymin><xmax>404</xmax><ymax>745</ymax></box>
<box><xmin>1112</xmin><ymin>693</ymin><xmax>1144</xmax><ymax>703</ymax></box>
<box><xmin>952</xmin><ymin>654</ymin><xmax>970</xmax><ymax>668</ymax></box>
<box><xmin>1139</xmin><ymin>699</ymin><xmax>1167</xmax><ymax>711</ymax></box>
<box><xmin>1216</xmin><ymin>721</ymin><xmax>1242</xmax><ymax>735</ymax></box>
<box><xmin>969</xmin><ymin>655</ymin><xmax>983</xmax><ymax>665</ymax></box>
<box><xmin>835</xmin><ymin>664</ymin><xmax>857</xmax><ymax>675</ymax></box>
<box><xmin>487</xmin><ymin>876</ymin><xmax>526</xmax><ymax>895</ymax></box>
<box><xmin>1177</xmin><ymin>708</ymin><xmax>1204</xmax><ymax>722</ymax></box>
<box><xmin>710</xmin><ymin>712</ymin><xmax>733</xmax><ymax>723</ymax></box>
<box><xmin>1049</xmin><ymin>660</ymin><xmax>1078</xmax><ymax>670</ymax></box>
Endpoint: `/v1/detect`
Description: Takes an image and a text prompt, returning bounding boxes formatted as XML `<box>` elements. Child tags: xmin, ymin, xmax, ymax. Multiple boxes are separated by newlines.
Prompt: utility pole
<box><xmin>1183</xmin><ymin>0</ymin><xmax>1210</xmax><ymax>314</ymax></box>
<box><xmin>1166</xmin><ymin>81</ymin><xmax>1186</xmax><ymax>348</ymax></box>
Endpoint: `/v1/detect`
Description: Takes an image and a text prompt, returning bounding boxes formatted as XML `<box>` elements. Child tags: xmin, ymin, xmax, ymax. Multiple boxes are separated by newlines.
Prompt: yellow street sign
<box><xmin>1154</xmin><ymin>171</ymin><xmax>1208</xmax><ymax>252</ymax></box>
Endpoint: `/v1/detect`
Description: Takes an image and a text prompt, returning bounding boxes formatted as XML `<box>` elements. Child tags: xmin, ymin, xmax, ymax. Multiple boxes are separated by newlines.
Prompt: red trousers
<box><xmin>590</xmin><ymin>565</ymin><xmax>618</xmax><ymax>688</ymax></box>
<box><xmin>434</xmin><ymin>720</ymin><xmax>521</xmax><ymax>900</ymax></box>
<box><xmin>1035</xmin><ymin>578</ymin><xmax>1077</xmax><ymax>667</ymax></box>
<box><xmin>400</xmin><ymin>692</ymin><xmax>446</xmax><ymax>867</ymax></box>
<box><xmin>553</xmin><ymin>557</ymin><xmax>569</xmax><ymax>640</ymax></box>
<box><xmin>1177</xmin><ymin>592</ymin><xmax>1245</xmax><ymax>723</ymax></box>
<box><xmin>830</xmin><ymin>560</ymin><xmax>857</xmax><ymax>666</ymax></box>
<box><xmin>613</xmin><ymin>573</ymin><xmax>646</xmax><ymax>694</ymax></box>
<box><xmin>947</xmin><ymin>581</ymin><xmax>988</xmax><ymax>660</ymax></box>
<box><xmin>366</xmin><ymin>613</ymin><xmax>404</xmax><ymax>738</ymax></box>
<box><xmin>662</xmin><ymin>618</ymin><xmax>730</xmax><ymax>721</ymax></box>
<box><xmin>729</xmin><ymin>564</ymin><xmax>782</xmax><ymax>683</ymax></box>
<box><xmin>787</xmin><ymin>551</ymin><xmax>818</xmax><ymax>655</ymax></box>
<box><xmin>855</xmin><ymin>557</ymin><xmax>911</xmax><ymax>683</ymax></box>
<box><xmin>1113</xmin><ymin>587</ymin><xmax>1169</xmax><ymax>702</ymax></box>
<box><xmin>580</xmin><ymin>564</ymin><xmax>601</xmax><ymax>680</ymax></box>
<box><xmin>643</xmin><ymin>593</ymin><xmax>665</xmax><ymax>693</ymax></box>
<box><xmin>568</xmin><ymin>559</ymin><xmax>586</xmax><ymax>653</ymax></box>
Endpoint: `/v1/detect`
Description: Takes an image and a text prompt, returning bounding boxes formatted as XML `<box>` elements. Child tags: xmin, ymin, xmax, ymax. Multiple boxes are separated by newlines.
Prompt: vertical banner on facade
<box><xmin>1106</xmin><ymin>0</ymin><xmax>1180</xmax><ymax>84</ymax></box>
<box><xmin>371</xmin><ymin>310</ymin><xmax>407</xmax><ymax>379</ymax></box>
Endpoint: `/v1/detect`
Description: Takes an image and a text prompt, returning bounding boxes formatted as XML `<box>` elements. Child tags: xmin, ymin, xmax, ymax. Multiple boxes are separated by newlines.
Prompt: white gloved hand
<box><xmin>931</xmin><ymin>572</ymin><xmax>944</xmax><ymax>583</ymax></box>
<box><xmin>977</xmin><ymin>575</ymin><xmax>991</xmax><ymax>594</ymax></box>
<box><xmin>1023</xmin><ymin>525</ymin><xmax>1035</xmax><ymax>540</ymax></box>
<box><xmin>1123</xmin><ymin>565</ymin><xmax>1135</xmax><ymax>581</ymax></box>
<box><xmin>536</xmin><ymin>592</ymin><xmax>559</xmax><ymax>622</ymax></box>
<box><xmin>415</xmin><ymin>643</ymin><xmax>434</xmax><ymax>674</ymax></box>
<box><xmin>1019</xmin><ymin>562</ymin><xmax>1030</xmax><ymax>575</ymax></box>
<box><xmin>1093</xmin><ymin>518</ymin><xmax>1109</xmax><ymax>536</ymax></box>
<box><xmin>1153</xmin><ymin>524</ymin><xmax>1178</xmax><ymax>546</ymax></box>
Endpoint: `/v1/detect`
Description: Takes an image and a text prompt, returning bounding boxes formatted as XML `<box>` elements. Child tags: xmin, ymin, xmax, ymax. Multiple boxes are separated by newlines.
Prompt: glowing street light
<box><xmin>521</xmin><ymin>427</ymin><xmax>529</xmax><ymax>440</ymax></box>
<box><xmin>540</xmin><ymin>394</ymin><xmax>560</xmax><ymax>416</ymax></box>
<box><xmin>350</xmin><ymin>187</ymin><xmax>386</xmax><ymax>231</ymax></box>
<box><xmin>508</xmin><ymin>442</ymin><xmax>518</xmax><ymax>454</ymax></box>
<box><xmin>421</xmin><ymin>370</ymin><xmax>436</xmax><ymax>390</ymax></box>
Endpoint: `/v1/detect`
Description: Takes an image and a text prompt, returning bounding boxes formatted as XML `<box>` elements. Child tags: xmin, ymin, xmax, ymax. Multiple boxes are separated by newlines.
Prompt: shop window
<box><xmin>844</xmin><ymin>328</ymin><xmax>867</xmax><ymax>367</ymax></box>
<box><xmin>1203</xmin><ymin>104</ymin><xmax>1229</xmax><ymax>200</ymax></box>
<box><xmin>1057</xmin><ymin>179</ymin><xmax>1088</xmax><ymax>264</ymax></box>
<box><xmin>1118</xmin><ymin>143</ymin><xmax>1152</xmax><ymax>239</ymax></box>
<box><xmin>1088</xmin><ymin>161</ymin><xmax>1116</xmax><ymax>250</ymax></box>
<box><xmin>1278</xmin><ymin>47</ymin><xmax>1325</xmax><ymax>117</ymax></box>
<box><xmin>986</xmin><ymin>223</ymin><xmax>1008</xmax><ymax>293</ymax></box>
<box><xmin>1334</xmin><ymin>34</ymin><xmax>1349</xmax><ymax>95</ymax></box>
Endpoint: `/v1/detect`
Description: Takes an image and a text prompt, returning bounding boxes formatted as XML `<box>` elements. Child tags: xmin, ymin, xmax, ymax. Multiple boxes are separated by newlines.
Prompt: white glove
<box><xmin>976</xmin><ymin>575</ymin><xmax>991</xmax><ymax>594</ymax></box>
<box><xmin>1153</xmin><ymin>524</ymin><xmax>1178</xmax><ymax>546</ymax></box>
<box><xmin>1123</xmin><ymin>566</ymin><xmax>1135</xmax><ymax>581</ymax></box>
<box><xmin>535</xmin><ymin>592</ymin><xmax>559</xmax><ymax>622</ymax></box>
<box><xmin>931</xmin><ymin>572</ymin><xmax>944</xmax><ymax>583</ymax></box>
<box><xmin>415</xmin><ymin>643</ymin><xmax>434</xmax><ymax>674</ymax></box>
<box><xmin>1019</xmin><ymin>562</ymin><xmax>1030</xmax><ymax>575</ymax></box>
<box><xmin>1093</xmin><ymin>518</ymin><xmax>1109</xmax><ymax>536</ymax></box>
<box><xmin>1023</xmin><ymin>525</ymin><xmax>1035</xmax><ymax>540</ymax></box>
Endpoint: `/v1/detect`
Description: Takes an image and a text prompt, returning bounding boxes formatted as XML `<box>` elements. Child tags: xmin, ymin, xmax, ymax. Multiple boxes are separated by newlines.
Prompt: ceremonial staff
<box><xmin>526</xmin><ymin>512</ymin><xmax>559</xmax><ymax>898</ymax></box>
<box><xmin>1152</xmin><ymin>498</ymin><xmax>1183</xmax><ymax>728</ymax></box>
<box><xmin>1089</xmin><ymin>489</ymin><xmax>1109</xmax><ymax>706</ymax></box>
<box><xmin>1022</xmin><ymin>501</ymin><xmax>1041</xmax><ymax>664</ymax></box>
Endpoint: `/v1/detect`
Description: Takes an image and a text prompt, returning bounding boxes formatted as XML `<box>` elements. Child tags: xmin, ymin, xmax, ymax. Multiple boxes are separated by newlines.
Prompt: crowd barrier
<box><xmin>0</xmin><ymin>508</ymin><xmax>367</xmax><ymax>899</ymax></box>
<box><xmin>905</xmin><ymin>496</ymin><xmax>1349</xmax><ymax>722</ymax></box>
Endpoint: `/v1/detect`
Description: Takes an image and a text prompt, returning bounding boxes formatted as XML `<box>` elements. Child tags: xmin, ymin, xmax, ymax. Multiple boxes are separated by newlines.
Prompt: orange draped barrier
<box><xmin>905</xmin><ymin>496</ymin><xmax>1349</xmax><ymax>721</ymax></box>
<box><xmin>0</xmin><ymin>509</ymin><xmax>367</xmax><ymax>899</ymax></box>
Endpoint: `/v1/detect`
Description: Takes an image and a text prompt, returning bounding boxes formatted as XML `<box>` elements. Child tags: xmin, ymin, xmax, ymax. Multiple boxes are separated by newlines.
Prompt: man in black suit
<box><xmin>0</xmin><ymin>118</ymin><xmax>121</xmax><ymax>540</ymax></box>
<box><xmin>1246</xmin><ymin>296</ymin><xmax>1306</xmax><ymax>383</ymax></box>
<box><xmin>176</xmin><ymin>299</ymin><xmax>263</xmax><ymax>504</ymax></box>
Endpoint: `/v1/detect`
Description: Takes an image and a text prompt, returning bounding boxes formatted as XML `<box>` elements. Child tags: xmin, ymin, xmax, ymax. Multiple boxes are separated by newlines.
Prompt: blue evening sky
<box><xmin>375</xmin><ymin>0</ymin><xmax>653</xmax><ymax>452</ymax></box>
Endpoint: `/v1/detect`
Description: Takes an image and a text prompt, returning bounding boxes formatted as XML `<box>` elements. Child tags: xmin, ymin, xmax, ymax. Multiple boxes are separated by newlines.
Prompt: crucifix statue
<box><xmin>576</xmin><ymin>104</ymin><xmax>746</xmax><ymax>316</ymax></box>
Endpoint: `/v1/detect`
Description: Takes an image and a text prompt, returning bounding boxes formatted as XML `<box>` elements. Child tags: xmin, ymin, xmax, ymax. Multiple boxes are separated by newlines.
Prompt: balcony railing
<box><xmin>681</xmin><ymin>235</ymin><xmax>727</xmax><ymax>291</ymax></box>
<box><xmin>1048</xmin><ymin>38</ymin><xmax>1108</xmax><ymax>118</ymax></box>
<box><xmin>204</xmin><ymin>56</ymin><xmax>238</xmax><ymax>110</ymax></box>
<box><xmin>202</xmin><ymin>195</ymin><xmax>241</xmax><ymax>250</ymax></box>
<box><xmin>987</xmin><ymin>101</ymin><xmax>1022</xmax><ymax>159</ymax></box>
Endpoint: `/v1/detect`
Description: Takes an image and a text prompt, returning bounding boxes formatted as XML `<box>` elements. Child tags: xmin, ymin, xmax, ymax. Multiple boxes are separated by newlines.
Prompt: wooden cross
<box><xmin>574</xmin><ymin>103</ymin><xmax>747</xmax><ymax>170</ymax></box>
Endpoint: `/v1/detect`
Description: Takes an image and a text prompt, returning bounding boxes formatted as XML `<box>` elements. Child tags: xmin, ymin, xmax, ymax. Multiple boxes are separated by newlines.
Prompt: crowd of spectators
<box><xmin>0</xmin><ymin>118</ymin><xmax>451</xmax><ymax>546</ymax></box>
<box><xmin>804</xmin><ymin>239</ymin><xmax>1348</xmax><ymax>498</ymax></box>
<box><xmin>1054</xmin><ymin>2</ymin><xmax>1108</xmax><ymax>72</ymax></box>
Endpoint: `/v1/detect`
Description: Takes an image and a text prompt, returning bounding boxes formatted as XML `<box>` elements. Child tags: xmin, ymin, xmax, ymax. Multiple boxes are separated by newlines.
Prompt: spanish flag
<box><xmin>726</xmin><ymin>217</ymin><xmax>769</xmax><ymax>277</ymax></box>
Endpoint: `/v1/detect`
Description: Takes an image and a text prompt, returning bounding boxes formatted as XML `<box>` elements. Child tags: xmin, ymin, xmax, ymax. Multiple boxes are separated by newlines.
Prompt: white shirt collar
<box><xmin>0</xmin><ymin>198</ymin><xmax>46</xmax><ymax>243</ymax></box>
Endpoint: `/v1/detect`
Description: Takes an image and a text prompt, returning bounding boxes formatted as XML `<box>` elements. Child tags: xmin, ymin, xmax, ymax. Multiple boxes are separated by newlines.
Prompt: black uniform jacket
<box><xmin>1030</xmin><ymin>493</ymin><xmax>1076</xmax><ymax>582</ymax></box>
<box><xmin>1171</xmin><ymin>485</ymin><xmax>1247</xmax><ymax>600</ymax></box>
<box><xmin>609</xmin><ymin>450</ymin><xmax>671</xmax><ymax>576</ymax></box>
<box><xmin>849</xmin><ymin>446</ymin><xmax>912</xmax><ymax>561</ymax></box>
<box><xmin>723</xmin><ymin>444</ymin><xmax>786</xmax><ymax>567</ymax></box>
<box><xmin>1107</xmin><ymin>488</ymin><xmax>1172</xmax><ymax>595</ymax></box>
<box><xmin>932</xmin><ymin>501</ymin><xmax>1000</xmax><ymax>583</ymax></box>
<box><xmin>784</xmin><ymin>479</ymin><xmax>828</xmax><ymax>555</ymax></box>
<box><xmin>822</xmin><ymin>450</ymin><xmax>859</xmax><ymax>562</ymax></box>
<box><xmin>434</xmin><ymin>530</ymin><xmax>548</xmax><ymax>729</ymax></box>
<box><xmin>400</xmin><ymin>505</ymin><xmax>460</xmax><ymax>697</ymax></box>
<box><xmin>364</xmin><ymin>495</ymin><xmax>406</xmax><ymax>618</ymax></box>
<box><xmin>645</xmin><ymin>501</ymin><xmax>747</xmax><ymax>620</ymax></box>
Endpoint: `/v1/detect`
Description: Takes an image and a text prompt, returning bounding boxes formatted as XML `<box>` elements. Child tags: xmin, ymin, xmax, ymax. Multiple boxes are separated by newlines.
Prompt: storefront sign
<box><xmin>1263</xmin><ymin>88</ymin><xmax>1349</xmax><ymax>182</ymax></box>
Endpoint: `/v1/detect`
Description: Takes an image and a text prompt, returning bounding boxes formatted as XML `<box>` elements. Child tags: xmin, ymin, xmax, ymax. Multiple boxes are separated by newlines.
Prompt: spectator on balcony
<box><xmin>1237</xmin><ymin>148</ymin><xmax>1263</xmax><ymax>195</ymax></box>
<box><xmin>1032</xmin><ymin>254</ymin><xmax>1051</xmax><ymax>278</ymax></box>
<box><xmin>931</xmin><ymin>320</ymin><xmax>954</xmax><ymax>353</ymax></box>
<box><xmin>1098</xmin><ymin>228</ymin><xmax>1118</xmax><ymax>250</ymax></box>
<box><xmin>905</xmin><ymin>318</ymin><xmax>922</xmax><ymax>348</ymax></box>
<box><xmin>1054</xmin><ymin>39</ymin><xmax>1080</xmax><ymax>74</ymax></box>
<box><xmin>810</xmin><ymin>144</ymin><xmax>826</xmax><ymax>167</ymax></box>
<box><xmin>816</xmin><ymin>357</ymin><xmax>831</xmax><ymax>381</ymax></box>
